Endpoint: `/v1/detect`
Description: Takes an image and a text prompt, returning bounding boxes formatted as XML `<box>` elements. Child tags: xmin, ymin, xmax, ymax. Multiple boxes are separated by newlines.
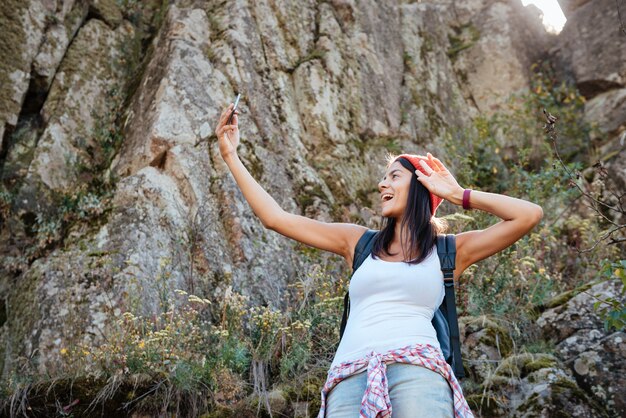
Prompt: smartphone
<box><xmin>227</xmin><ymin>93</ymin><xmax>241</xmax><ymax>125</ymax></box>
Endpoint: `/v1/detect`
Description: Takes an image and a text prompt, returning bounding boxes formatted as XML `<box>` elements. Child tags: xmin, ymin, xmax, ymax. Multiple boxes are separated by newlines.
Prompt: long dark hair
<box><xmin>371</xmin><ymin>156</ymin><xmax>446</xmax><ymax>264</ymax></box>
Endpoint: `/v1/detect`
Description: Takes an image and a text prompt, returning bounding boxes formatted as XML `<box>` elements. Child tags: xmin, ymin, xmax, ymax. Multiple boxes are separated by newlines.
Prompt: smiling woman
<box><xmin>215</xmin><ymin>101</ymin><xmax>544</xmax><ymax>418</ymax></box>
<box><xmin>521</xmin><ymin>0</ymin><xmax>567</xmax><ymax>33</ymax></box>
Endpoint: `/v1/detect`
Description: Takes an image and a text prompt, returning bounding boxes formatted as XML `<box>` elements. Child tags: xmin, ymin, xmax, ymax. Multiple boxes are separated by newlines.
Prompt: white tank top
<box><xmin>330</xmin><ymin>245</ymin><xmax>444</xmax><ymax>369</ymax></box>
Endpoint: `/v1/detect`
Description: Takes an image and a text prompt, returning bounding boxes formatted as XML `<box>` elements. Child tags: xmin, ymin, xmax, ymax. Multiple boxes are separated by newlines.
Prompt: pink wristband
<box><xmin>462</xmin><ymin>189</ymin><xmax>472</xmax><ymax>210</ymax></box>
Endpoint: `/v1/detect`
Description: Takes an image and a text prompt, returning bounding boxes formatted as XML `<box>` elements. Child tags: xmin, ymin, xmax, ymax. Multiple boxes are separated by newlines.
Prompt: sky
<box><xmin>521</xmin><ymin>0</ymin><xmax>567</xmax><ymax>33</ymax></box>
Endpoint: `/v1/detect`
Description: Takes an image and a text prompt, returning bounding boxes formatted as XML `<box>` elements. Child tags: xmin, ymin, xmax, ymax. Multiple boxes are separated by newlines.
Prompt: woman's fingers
<box><xmin>418</xmin><ymin>159</ymin><xmax>434</xmax><ymax>175</ymax></box>
<box><xmin>216</xmin><ymin>104</ymin><xmax>241</xmax><ymax>138</ymax></box>
<box><xmin>432</xmin><ymin>157</ymin><xmax>446</xmax><ymax>171</ymax></box>
<box><xmin>422</xmin><ymin>153</ymin><xmax>446</xmax><ymax>172</ymax></box>
<box><xmin>217</xmin><ymin>124</ymin><xmax>236</xmax><ymax>139</ymax></box>
<box><xmin>415</xmin><ymin>155</ymin><xmax>439</xmax><ymax>173</ymax></box>
<box><xmin>218</xmin><ymin>103</ymin><xmax>235</xmax><ymax>125</ymax></box>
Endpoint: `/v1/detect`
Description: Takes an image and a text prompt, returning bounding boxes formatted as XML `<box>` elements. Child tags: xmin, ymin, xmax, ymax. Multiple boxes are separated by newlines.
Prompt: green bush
<box><xmin>442</xmin><ymin>60</ymin><xmax>621</xmax><ymax>343</ymax></box>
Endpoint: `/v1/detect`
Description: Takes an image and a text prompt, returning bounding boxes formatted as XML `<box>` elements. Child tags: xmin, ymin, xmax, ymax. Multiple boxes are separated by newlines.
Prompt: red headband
<box><xmin>394</xmin><ymin>154</ymin><xmax>443</xmax><ymax>216</ymax></box>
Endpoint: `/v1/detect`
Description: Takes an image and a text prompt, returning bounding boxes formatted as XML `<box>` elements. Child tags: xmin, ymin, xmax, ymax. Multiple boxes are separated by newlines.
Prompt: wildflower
<box><xmin>189</xmin><ymin>295</ymin><xmax>210</xmax><ymax>305</ymax></box>
<box><xmin>60</xmin><ymin>348</ymin><xmax>68</xmax><ymax>355</ymax></box>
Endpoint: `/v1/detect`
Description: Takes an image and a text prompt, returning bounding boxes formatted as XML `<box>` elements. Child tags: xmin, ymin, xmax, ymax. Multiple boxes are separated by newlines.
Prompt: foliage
<box><xmin>0</xmin><ymin>250</ymin><xmax>348</xmax><ymax>417</ymax></box>
<box><xmin>442</xmin><ymin>61</ymin><xmax>623</xmax><ymax>340</ymax></box>
<box><xmin>447</xmin><ymin>23</ymin><xmax>480</xmax><ymax>59</ymax></box>
<box><xmin>593</xmin><ymin>260</ymin><xmax>626</xmax><ymax>331</ymax></box>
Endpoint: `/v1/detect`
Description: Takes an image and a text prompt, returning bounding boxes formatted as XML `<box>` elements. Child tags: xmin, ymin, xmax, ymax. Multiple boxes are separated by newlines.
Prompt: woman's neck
<box><xmin>390</xmin><ymin>221</ymin><xmax>416</xmax><ymax>259</ymax></box>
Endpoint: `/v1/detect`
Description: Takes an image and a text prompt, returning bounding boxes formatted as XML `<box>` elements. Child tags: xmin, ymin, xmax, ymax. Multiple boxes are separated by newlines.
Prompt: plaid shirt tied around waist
<box><xmin>317</xmin><ymin>343</ymin><xmax>474</xmax><ymax>418</ymax></box>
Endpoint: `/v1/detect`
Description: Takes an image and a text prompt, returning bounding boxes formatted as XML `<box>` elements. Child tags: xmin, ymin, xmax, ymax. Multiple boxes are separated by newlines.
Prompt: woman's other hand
<box><xmin>215</xmin><ymin>103</ymin><xmax>240</xmax><ymax>159</ymax></box>
<box><xmin>414</xmin><ymin>153</ymin><xmax>464</xmax><ymax>205</ymax></box>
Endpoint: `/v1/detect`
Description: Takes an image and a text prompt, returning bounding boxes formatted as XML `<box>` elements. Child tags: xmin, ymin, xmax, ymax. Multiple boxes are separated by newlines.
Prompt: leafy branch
<box><xmin>543</xmin><ymin>108</ymin><xmax>626</xmax><ymax>252</ymax></box>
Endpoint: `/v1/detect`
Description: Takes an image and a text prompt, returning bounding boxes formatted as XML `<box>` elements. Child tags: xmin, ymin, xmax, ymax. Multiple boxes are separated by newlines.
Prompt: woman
<box><xmin>215</xmin><ymin>103</ymin><xmax>543</xmax><ymax>417</ymax></box>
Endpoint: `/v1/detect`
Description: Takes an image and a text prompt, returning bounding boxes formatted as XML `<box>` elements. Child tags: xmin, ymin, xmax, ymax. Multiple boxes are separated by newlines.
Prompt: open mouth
<box><xmin>381</xmin><ymin>193</ymin><xmax>394</xmax><ymax>202</ymax></box>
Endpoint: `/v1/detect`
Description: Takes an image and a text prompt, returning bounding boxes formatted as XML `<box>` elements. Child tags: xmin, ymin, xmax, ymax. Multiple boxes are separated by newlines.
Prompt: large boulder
<box><xmin>554</xmin><ymin>0</ymin><xmax>626</xmax><ymax>99</ymax></box>
<box><xmin>472</xmin><ymin>352</ymin><xmax>610</xmax><ymax>417</ymax></box>
<box><xmin>557</xmin><ymin>0</ymin><xmax>593</xmax><ymax>18</ymax></box>
<box><xmin>0</xmin><ymin>0</ymin><xmax>48</xmax><ymax>147</ymax></box>
<box><xmin>450</xmin><ymin>0</ymin><xmax>550</xmax><ymax>113</ymax></box>
<box><xmin>9</xmin><ymin>18</ymin><xmax>135</xmax><ymax>217</ymax></box>
<box><xmin>31</xmin><ymin>1</ymin><xmax>90</xmax><ymax>104</ymax></box>
<box><xmin>569</xmin><ymin>332</ymin><xmax>626</xmax><ymax>415</ymax></box>
<box><xmin>537</xmin><ymin>279</ymin><xmax>624</xmax><ymax>359</ymax></box>
<box><xmin>511</xmin><ymin>366</ymin><xmax>608</xmax><ymax>417</ymax></box>
<box><xmin>0</xmin><ymin>0</ymin><xmax>92</xmax><ymax>150</ymax></box>
<box><xmin>585</xmin><ymin>88</ymin><xmax>626</xmax><ymax>142</ymax></box>
<box><xmin>553</xmin><ymin>0</ymin><xmax>626</xmax><ymax>227</ymax></box>
<box><xmin>459</xmin><ymin>315</ymin><xmax>513</xmax><ymax>381</ymax></box>
<box><xmin>537</xmin><ymin>279</ymin><xmax>625</xmax><ymax>417</ymax></box>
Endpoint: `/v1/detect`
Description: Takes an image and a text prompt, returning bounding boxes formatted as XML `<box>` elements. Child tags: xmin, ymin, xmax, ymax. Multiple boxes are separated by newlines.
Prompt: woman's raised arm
<box><xmin>413</xmin><ymin>153</ymin><xmax>543</xmax><ymax>278</ymax></box>
<box><xmin>215</xmin><ymin>104</ymin><xmax>366</xmax><ymax>264</ymax></box>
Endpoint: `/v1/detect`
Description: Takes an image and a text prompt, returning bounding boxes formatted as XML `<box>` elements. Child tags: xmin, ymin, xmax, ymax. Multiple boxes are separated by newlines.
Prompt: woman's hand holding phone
<box><xmin>216</xmin><ymin>101</ymin><xmax>240</xmax><ymax>160</ymax></box>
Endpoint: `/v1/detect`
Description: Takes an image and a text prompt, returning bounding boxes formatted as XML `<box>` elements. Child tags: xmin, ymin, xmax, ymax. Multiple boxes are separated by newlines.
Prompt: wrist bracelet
<box><xmin>462</xmin><ymin>189</ymin><xmax>472</xmax><ymax>210</ymax></box>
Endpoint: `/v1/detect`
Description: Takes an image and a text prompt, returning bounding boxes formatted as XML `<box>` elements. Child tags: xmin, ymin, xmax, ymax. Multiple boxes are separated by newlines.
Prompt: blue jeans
<box><xmin>325</xmin><ymin>363</ymin><xmax>454</xmax><ymax>417</ymax></box>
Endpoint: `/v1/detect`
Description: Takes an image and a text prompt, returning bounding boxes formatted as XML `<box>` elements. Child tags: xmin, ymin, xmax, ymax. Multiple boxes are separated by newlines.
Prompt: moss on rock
<box><xmin>461</xmin><ymin>315</ymin><xmax>514</xmax><ymax>357</ymax></box>
<box><xmin>0</xmin><ymin>0</ymin><xmax>28</xmax><ymax>120</ymax></box>
<box><xmin>492</xmin><ymin>352</ymin><xmax>558</xmax><ymax>381</ymax></box>
<box><xmin>536</xmin><ymin>279</ymin><xmax>602</xmax><ymax>312</ymax></box>
<box><xmin>89</xmin><ymin>0</ymin><xmax>123</xmax><ymax>28</ymax></box>
<box><xmin>466</xmin><ymin>393</ymin><xmax>503</xmax><ymax>417</ymax></box>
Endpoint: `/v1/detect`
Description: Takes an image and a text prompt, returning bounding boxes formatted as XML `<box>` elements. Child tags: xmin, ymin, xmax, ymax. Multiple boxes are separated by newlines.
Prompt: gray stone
<box><xmin>0</xmin><ymin>0</ymin><xmax>48</xmax><ymax>150</ymax></box>
<box><xmin>479</xmin><ymin>353</ymin><xmax>609</xmax><ymax>417</ymax></box>
<box><xmin>568</xmin><ymin>332</ymin><xmax>626</xmax><ymax>416</ymax></box>
<box><xmin>451</xmin><ymin>0</ymin><xmax>550</xmax><ymax>113</ymax></box>
<box><xmin>89</xmin><ymin>0</ymin><xmax>123</xmax><ymax>28</ymax></box>
<box><xmin>584</xmin><ymin>88</ymin><xmax>626</xmax><ymax>142</ymax></box>
<box><xmin>554</xmin><ymin>0</ymin><xmax>626</xmax><ymax>98</ymax></box>
<box><xmin>557</xmin><ymin>0</ymin><xmax>593</xmax><ymax>18</ymax></box>
<box><xmin>537</xmin><ymin>279</ymin><xmax>624</xmax><ymax>350</ymax></box>
<box><xmin>459</xmin><ymin>315</ymin><xmax>513</xmax><ymax>381</ymax></box>
<box><xmin>511</xmin><ymin>367</ymin><xmax>608</xmax><ymax>417</ymax></box>
<box><xmin>14</xmin><ymin>18</ymin><xmax>134</xmax><ymax>212</ymax></box>
<box><xmin>32</xmin><ymin>1</ymin><xmax>89</xmax><ymax>93</ymax></box>
<box><xmin>112</xmin><ymin>6</ymin><xmax>215</xmax><ymax>178</ymax></box>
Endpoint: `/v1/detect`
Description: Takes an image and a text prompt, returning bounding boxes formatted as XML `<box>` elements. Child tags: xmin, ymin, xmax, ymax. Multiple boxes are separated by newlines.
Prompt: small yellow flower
<box><xmin>138</xmin><ymin>341</ymin><xmax>145</xmax><ymax>349</ymax></box>
<box><xmin>538</xmin><ymin>268</ymin><xmax>546</xmax><ymax>274</ymax></box>
<box><xmin>60</xmin><ymin>348</ymin><xmax>68</xmax><ymax>355</ymax></box>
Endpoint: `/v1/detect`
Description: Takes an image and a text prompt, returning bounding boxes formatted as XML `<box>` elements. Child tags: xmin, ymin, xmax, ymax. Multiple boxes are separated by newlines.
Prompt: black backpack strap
<box><xmin>352</xmin><ymin>230</ymin><xmax>379</xmax><ymax>271</ymax></box>
<box><xmin>437</xmin><ymin>234</ymin><xmax>464</xmax><ymax>378</ymax></box>
<box><xmin>339</xmin><ymin>229</ymin><xmax>378</xmax><ymax>340</ymax></box>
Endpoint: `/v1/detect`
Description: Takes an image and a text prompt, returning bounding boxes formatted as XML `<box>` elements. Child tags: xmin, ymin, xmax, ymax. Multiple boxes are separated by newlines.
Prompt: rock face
<box><xmin>451</xmin><ymin>0</ymin><xmax>551</xmax><ymax>113</ymax></box>
<box><xmin>0</xmin><ymin>1</ymin><xmax>623</xmax><ymax>416</ymax></box>
<box><xmin>552</xmin><ymin>0</ymin><xmax>626</xmax><ymax>224</ymax></box>
<box><xmin>460</xmin><ymin>315</ymin><xmax>513</xmax><ymax>381</ymax></box>
<box><xmin>555</xmin><ymin>0</ymin><xmax>626</xmax><ymax>99</ymax></box>
<box><xmin>571</xmin><ymin>332</ymin><xmax>626</xmax><ymax>415</ymax></box>
<box><xmin>537</xmin><ymin>280</ymin><xmax>626</xmax><ymax>417</ymax></box>
<box><xmin>0</xmin><ymin>0</ymin><xmax>92</xmax><ymax>152</ymax></box>
<box><xmin>16</xmin><ymin>18</ymin><xmax>135</xmax><ymax>209</ymax></box>
<box><xmin>460</xmin><ymin>317</ymin><xmax>611</xmax><ymax>417</ymax></box>
<box><xmin>557</xmin><ymin>0</ymin><xmax>592</xmax><ymax>18</ymax></box>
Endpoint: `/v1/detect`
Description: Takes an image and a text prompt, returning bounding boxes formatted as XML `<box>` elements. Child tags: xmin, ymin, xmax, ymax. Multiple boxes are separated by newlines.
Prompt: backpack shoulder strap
<box><xmin>340</xmin><ymin>229</ymin><xmax>378</xmax><ymax>340</ymax></box>
<box><xmin>352</xmin><ymin>229</ymin><xmax>379</xmax><ymax>272</ymax></box>
<box><xmin>436</xmin><ymin>234</ymin><xmax>456</xmax><ymax>278</ymax></box>
<box><xmin>435</xmin><ymin>234</ymin><xmax>464</xmax><ymax>378</ymax></box>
